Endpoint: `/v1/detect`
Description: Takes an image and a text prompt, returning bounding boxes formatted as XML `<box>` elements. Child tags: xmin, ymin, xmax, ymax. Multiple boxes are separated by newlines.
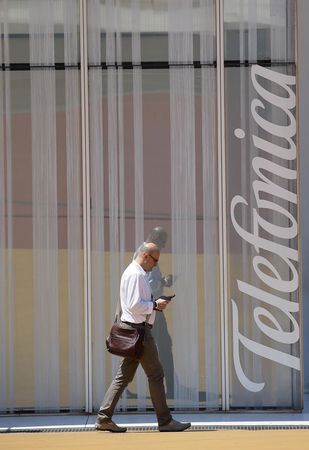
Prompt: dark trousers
<box><xmin>152</xmin><ymin>312</ymin><xmax>174</xmax><ymax>395</ymax></box>
<box><xmin>98</xmin><ymin>323</ymin><xmax>172</xmax><ymax>426</ymax></box>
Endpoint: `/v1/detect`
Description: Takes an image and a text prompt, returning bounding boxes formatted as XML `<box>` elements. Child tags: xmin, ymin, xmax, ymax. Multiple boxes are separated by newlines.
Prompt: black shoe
<box><xmin>158</xmin><ymin>419</ymin><xmax>191</xmax><ymax>432</ymax></box>
<box><xmin>95</xmin><ymin>417</ymin><xmax>127</xmax><ymax>433</ymax></box>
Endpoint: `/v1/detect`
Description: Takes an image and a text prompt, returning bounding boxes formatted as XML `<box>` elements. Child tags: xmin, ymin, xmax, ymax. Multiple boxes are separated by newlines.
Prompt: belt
<box><xmin>121</xmin><ymin>320</ymin><xmax>153</xmax><ymax>329</ymax></box>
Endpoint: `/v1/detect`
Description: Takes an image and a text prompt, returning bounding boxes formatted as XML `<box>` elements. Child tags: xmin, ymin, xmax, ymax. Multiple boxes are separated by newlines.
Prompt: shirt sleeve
<box><xmin>124</xmin><ymin>273</ymin><xmax>154</xmax><ymax>315</ymax></box>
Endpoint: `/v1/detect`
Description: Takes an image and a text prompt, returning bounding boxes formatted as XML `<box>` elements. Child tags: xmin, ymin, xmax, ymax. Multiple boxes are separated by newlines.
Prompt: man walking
<box><xmin>144</xmin><ymin>227</ymin><xmax>175</xmax><ymax>397</ymax></box>
<box><xmin>95</xmin><ymin>242</ymin><xmax>191</xmax><ymax>433</ymax></box>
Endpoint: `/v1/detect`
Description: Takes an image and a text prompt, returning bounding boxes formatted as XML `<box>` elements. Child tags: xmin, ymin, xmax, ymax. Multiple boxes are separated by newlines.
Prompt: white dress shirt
<box><xmin>120</xmin><ymin>260</ymin><xmax>156</xmax><ymax>325</ymax></box>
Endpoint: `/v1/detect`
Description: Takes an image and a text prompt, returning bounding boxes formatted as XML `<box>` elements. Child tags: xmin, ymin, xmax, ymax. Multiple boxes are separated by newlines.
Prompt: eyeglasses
<box><xmin>148</xmin><ymin>254</ymin><xmax>159</xmax><ymax>263</ymax></box>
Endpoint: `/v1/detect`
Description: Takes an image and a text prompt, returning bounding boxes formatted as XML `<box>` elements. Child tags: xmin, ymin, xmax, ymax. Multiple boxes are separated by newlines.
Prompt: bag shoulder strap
<box><xmin>114</xmin><ymin>299</ymin><xmax>121</xmax><ymax>323</ymax></box>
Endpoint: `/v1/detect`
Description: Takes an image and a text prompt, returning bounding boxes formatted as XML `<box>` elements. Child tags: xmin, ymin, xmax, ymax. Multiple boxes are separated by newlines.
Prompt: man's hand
<box><xmin>155</xmin><ymin>298</ymin><xmax>169</xmax><ymax>311</ymax></box>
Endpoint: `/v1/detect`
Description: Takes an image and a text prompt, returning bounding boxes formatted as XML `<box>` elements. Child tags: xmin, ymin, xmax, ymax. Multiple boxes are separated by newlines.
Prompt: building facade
<box><xmin>0</xmin><ymin>0</ymin><xmax>306</xmax><ymax>413</ymax></box>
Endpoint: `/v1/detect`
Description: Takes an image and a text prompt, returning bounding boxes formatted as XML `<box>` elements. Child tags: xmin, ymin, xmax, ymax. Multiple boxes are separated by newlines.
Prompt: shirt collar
<box><xmin>132</xmin><ymin>259</ymin><xmax>146</xmax><ymax>275</ymax></box>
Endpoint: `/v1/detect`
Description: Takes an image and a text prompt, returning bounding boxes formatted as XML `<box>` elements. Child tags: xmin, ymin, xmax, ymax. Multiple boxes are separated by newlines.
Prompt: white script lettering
<box><xmin>231</xmin><ymin>65</ymin><xmax>300</xmax><ymax>392</ymax></box>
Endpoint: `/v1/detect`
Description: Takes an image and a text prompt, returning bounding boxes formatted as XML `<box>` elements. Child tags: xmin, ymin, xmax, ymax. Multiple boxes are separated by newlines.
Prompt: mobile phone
<box><xmin>160</xmin><ymin>294</ymin><xmax>175</xmax><ymax>301</ymax></box>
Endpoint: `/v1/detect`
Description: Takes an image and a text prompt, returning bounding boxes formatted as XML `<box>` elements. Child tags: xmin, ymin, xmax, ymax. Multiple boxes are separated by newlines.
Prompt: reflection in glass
<box><xmin>89</xmin><ymin>0</ymin><xmax>220</xmax><ymax>411</ymax></box>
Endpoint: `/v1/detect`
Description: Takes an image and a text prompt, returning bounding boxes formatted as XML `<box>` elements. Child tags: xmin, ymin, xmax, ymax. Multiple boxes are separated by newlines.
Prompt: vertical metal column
<box><xmin>216</xmin><ymin>0</ymin><xmax>229</xmax><ymax>410</ymax></box>
<box><xmin>295</xmin><ymin>0</ymin><xmax>304</xmax><ymax>405</ymax></box>
<box><xmin>80</xmin><ymin>0</ymin><xmax>92</xmax><ymax>413</ymax></box>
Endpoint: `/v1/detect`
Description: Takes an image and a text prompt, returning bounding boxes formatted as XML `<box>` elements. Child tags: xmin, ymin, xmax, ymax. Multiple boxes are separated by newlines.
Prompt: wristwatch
<box><xmin>152</xmin><ymin>299</ymin><xmax>159</xmax><ymax>311</ymax></box>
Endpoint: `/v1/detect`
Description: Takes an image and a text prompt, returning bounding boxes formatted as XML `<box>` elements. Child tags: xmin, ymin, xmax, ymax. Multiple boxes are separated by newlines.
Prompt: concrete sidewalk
<box><xmin>1</xmin><ymin>410</ymin><xmax>309</xmax><ymax>433</ymax></box>
<box><xmin>1</xmin><ymin>394</ymin><xmax>309</xmax><ymax>433</ymax></box>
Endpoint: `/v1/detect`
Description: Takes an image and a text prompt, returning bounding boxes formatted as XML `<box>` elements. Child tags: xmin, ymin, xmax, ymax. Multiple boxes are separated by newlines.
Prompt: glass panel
<box><xmin>224</xmin><ymin>0</ymin><xmax>301</xmax><ymax>409</ymax></box>
<box><xmin>88</xmin><ymin>0</ymin><xmax>221</xmax><ymax>412</ymax></box>
<box><xmin>0</xmin><ymin>0</ymin><xmax>84</xmax><ymax>412</ymax></box>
